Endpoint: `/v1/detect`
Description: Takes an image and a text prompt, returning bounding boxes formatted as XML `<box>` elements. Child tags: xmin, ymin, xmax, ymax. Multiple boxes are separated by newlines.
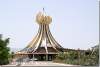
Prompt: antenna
<box><xmin>43</xmin><ymin>8</ymin><xmax>45</xmax><ymax>12</ymax></box>
<box><xmin>42</xmin><ymin>8</ymin><xmax>46</xmax><ymax>15</ymax></box>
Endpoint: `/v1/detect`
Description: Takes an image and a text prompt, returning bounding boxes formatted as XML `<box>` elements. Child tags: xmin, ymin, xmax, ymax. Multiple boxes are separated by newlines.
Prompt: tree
<box><xmin>90</xmin><ymin>45</ymin><xmax>99</xmax><ymax>66</ymax></box>
<box><xmin>54</xmin><ymin>46</ymin><xmax>99</xmax><ymax>66</ymax></box>
<box><xmin>0</xmin><ymin>34</ymin><xmax>10</xmax><ymax>65</ymax></box>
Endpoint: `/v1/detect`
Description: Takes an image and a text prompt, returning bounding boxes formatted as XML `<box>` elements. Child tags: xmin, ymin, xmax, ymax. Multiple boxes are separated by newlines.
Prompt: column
<box><xmin>33</xmin><ymin>54</ymin><xmax>34</xmax><ymax>61</ymax></box>
<box><xmin>46</xmin><ymin>54</ymin><xmax>48</xmax><ymax>61</ymax></box>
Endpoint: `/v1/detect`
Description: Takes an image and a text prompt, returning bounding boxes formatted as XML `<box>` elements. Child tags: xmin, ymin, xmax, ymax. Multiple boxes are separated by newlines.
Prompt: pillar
<box><xmin>46</xmin><ymin>54</ymin><xmax>48</xmax><ymax>61</ymax></box>
<box><xmin>33</xmin><ymin>54</ymin><xmax>34</xmax><ymax>61</ymax></box>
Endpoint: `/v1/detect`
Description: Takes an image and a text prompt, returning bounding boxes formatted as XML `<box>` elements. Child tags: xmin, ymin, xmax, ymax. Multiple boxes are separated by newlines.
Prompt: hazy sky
<box><xmin>0</xmin><ymin>0</ymin><xmax>99</xmax><ymax>50</ymax></box>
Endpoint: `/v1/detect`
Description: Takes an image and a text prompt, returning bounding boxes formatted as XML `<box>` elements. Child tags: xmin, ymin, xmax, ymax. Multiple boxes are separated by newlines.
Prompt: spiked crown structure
<box><xmin>15</xmin><ymin>9</ymin><xmax>64</xmax><ymax>61</ymax></box>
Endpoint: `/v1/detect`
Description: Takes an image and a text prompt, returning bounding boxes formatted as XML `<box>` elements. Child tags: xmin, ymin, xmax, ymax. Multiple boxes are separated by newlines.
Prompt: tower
<box><xmin>15</xmin><ymin>9</ymin><xmax>64</xmax><ymax>61</ymax></box>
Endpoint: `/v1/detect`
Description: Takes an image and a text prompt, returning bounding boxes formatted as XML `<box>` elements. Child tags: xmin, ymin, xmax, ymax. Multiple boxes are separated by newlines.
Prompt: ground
<box><xmin>1</xmin><ymin>61</ymin><xmax>79</xmax><ymax>67</ymax></box>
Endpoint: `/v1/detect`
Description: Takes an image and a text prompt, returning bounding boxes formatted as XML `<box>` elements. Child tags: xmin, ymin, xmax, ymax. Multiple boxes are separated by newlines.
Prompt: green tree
<box><xmin>54</xmin><ymin>45</ymin><xmax>99</xmax><ymax>66</ymax></box>
<box><xmin>0</xmin><ymin>34</ymin><xmax>10</xmax><ymax>65</ymax></box>
<box><xmin>90</xmin><ymin>45</ymin><xmax>99</xmax><ymax>66</ymax></box>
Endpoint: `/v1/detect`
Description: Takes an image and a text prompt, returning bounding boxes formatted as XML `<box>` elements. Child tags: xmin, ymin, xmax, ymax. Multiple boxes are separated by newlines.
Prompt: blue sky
<box><xmin>0</xmin><ymin>0</ymin><xmax>99</xmax><ymax>50</ymax></box>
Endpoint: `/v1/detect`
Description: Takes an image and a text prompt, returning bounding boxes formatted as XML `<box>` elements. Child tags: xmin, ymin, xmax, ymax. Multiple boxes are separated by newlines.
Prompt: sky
<box><xmin>0</xmin><ymin>0</ymin><xmax>99</xmax><ymax>50</ymax></box>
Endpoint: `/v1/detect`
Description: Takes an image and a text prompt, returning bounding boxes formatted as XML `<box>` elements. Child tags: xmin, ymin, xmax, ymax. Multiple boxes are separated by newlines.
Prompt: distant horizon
<box><xmin>0</xmin><ymin>0</ymin><xmax>99</xmax><ymax>50</ymax></box>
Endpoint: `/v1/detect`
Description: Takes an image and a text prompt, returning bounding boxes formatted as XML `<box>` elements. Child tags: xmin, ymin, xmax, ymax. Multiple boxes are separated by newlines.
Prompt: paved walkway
<box><xmin>21</xmin><ymin>61</ymin><xmax>77</xmax><ymax>66</ymax></box>
<box><xmin>2</xmin><ymin>61</ymin><xmax>79</xmax><ymax>66</ymax></box>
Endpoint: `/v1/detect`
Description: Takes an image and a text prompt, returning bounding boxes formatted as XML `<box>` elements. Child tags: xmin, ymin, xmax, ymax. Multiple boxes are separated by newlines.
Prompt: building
<box><xmin>15</xmin><ymin>9</ymin><xmax>65</xmax><ymax>61</ymax></box>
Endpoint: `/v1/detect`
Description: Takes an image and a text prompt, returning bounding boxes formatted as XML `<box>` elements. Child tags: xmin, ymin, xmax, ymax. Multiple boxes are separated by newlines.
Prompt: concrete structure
<box><xmin>15</xmin><ymin>9</ymin><xmax>64</xmax><ymax>61</ymax></box>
